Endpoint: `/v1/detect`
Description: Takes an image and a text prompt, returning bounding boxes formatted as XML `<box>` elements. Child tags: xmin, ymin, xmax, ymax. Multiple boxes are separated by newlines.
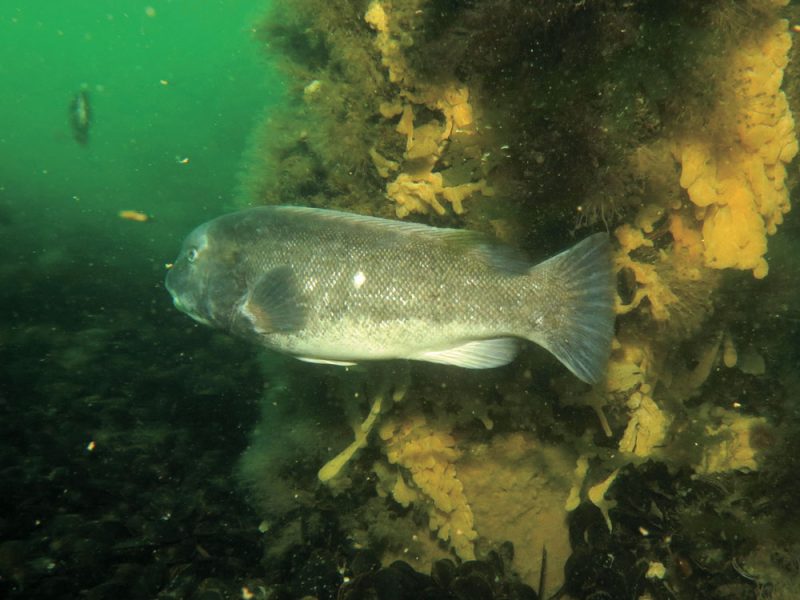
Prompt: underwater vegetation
<box><xmin>235</xmin><ymin>0</ymin><xmax>800</xmax><ymax>598</ymax></box>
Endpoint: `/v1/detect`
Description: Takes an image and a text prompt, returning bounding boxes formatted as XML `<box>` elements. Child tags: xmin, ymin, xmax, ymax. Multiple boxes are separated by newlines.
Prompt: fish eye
<box><xmin>187</xmin><ymin>248</ymin><xmax>199</xmax><ymax>263</ymax></box>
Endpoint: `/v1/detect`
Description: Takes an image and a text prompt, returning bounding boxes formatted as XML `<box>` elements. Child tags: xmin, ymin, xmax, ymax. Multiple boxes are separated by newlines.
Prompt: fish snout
<box><xmin>165</xmin><ymin>266</ymin><xmax>214</xmax><ymax>326</ymax></box>
<box><xmin>165</xmin><ymin>267</ymin><xmax>191</xmax><ymax>314</ymax></box>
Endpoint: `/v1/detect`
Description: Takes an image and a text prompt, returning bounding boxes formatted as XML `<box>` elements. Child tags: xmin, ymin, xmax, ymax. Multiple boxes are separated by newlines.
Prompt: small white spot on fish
<box><xmin>353</xmin><ymin>271</ymin><xmax>366</xmax><ymax>289</ymax></box>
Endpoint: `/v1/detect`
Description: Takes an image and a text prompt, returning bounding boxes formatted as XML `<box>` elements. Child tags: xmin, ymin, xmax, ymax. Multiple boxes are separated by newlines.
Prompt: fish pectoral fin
<box><xmin>412</xmin><ymin>338</ymin><xmax>519</xmax><ymax>369</ymax></box>
<box><xmin>239</xmin><ymin>266</ymin><xmax>305</xmax><ymax>334</ymax></box>
<box><xmin>296</xmin><ymin>356</ymin><xmax>358</xmax><ymax>366</ymax></box>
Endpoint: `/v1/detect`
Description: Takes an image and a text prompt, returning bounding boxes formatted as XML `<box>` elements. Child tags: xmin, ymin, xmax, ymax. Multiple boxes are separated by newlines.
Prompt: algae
<box><xmin>235</xmin><ymin>0</ymin><xmax>800</xmax><ymax>596</ymax></box>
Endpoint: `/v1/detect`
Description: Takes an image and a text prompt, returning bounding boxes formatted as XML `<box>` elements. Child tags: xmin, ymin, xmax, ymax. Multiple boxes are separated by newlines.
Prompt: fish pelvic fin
<box><xmin>526</xmin><ymin>233</ymin><xmax>615</xmax><ymax>384</ymax></box>
<box><xmin>296</xmin><ymin>357</ymin><xmax>357</xmax><ymax>366</ymax></box>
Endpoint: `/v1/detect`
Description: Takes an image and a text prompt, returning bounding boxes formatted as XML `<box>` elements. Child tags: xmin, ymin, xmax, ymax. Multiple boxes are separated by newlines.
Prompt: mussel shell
<box><xmin>450</xmin><ymin>573</ymin><xmax>494</xmax><ymax>600</ymax></box>
<box><xmin>431</xmin><ymin>558</ymin><xmax>457</xmax><ymax>589</ymax></box>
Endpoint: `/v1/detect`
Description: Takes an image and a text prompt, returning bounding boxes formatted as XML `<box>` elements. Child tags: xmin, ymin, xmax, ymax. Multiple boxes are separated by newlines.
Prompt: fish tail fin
<box><xmin>525</xmin><ymin>233</ymin><xmax>615</xmax><ymax>384</ymax></box>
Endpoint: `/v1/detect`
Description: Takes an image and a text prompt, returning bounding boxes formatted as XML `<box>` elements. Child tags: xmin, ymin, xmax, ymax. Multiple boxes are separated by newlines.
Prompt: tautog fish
<box><xmin>166</xmin><ymin>206</ymin><xmax>615</xmax><ymax>383</ymax></box>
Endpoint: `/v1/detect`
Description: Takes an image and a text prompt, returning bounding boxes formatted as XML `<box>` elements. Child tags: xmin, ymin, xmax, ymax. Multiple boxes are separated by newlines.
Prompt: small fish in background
<box><xmin>118</xmin><ymin>210</ymin><xmax>152</xmax><ymax>223</ymax></box>
<box><xmin>69</xmin><ymin>87</ymin><xmax>92</xmax><ymax>145</ymax></box>
<box><xmin>166</xmin><ymin>206</ymin><xmax>616</xmax><ymax>383</ymax></box>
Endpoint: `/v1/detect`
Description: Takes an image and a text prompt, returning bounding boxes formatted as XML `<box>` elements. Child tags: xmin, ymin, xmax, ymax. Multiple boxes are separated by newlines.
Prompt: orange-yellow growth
<box><xmin>364</xmin><ymin>0</ymin><xmax>388</xmax><ymax>33</ymax></box>
<box><xmin>388</xmin><ymin>172</ymin><xmax>492</xmax><ymax>218</ymax></box>
<box><xmin>379</xmin><ymin>415</ymin><xmax>478</xmax><ymax>560</ymax></box>
<box><xmin>696</xmin><ymin>411</ymin><xmax>768</xmax><ymax>474</ymax></box>
<box><xmin>365</xmin><ymin>2</ymin><xmax>488</xmax><ymax>217</ymax></box>
<box><xmin>676</xmin><ymin>20</ymin><xmax>797</xmax><ymax>278</ymax></box>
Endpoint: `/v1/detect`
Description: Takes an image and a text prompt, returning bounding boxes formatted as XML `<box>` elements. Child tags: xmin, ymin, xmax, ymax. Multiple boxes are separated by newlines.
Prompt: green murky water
<box><xmin>1</xmin><ymin>2</ymin><xmax>277</xmax><ymax>597</ymax></box>
<box><xmin>3</xmin><ymin>2</ymin><xmax>800</xmax><ymax>600</ymax></box>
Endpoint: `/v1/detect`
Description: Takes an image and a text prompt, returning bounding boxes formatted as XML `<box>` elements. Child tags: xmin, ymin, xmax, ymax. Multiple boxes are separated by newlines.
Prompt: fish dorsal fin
<box><xmin>273</xmin><ymin>204</ymin><xmax>483</xmax><ymax>239</ymax></box>
<box><xmin>239</xmin><ymin>266</ymin><xmax>305</xmax><ymax>334</ymax></box>
<box><xmin>272</xmin><ymin>206</ymin><xmax>530</xmax><ymax>273</ymax></box>
<box><xmin>411</xmin><ymin>338</ymin><xmax>520</xmax><ymax>369</ymax></box>
<box><xmin>469</xmin><ymin>243</ymin><xmax>532</xmax><ymax>275</ymax></box>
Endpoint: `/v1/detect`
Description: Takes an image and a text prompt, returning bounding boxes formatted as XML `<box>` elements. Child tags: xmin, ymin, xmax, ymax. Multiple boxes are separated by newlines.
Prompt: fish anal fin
<box><xmin>412</xmin><ymin>338</ymin><xmax>519</xmax><ymax>369</ymax></box>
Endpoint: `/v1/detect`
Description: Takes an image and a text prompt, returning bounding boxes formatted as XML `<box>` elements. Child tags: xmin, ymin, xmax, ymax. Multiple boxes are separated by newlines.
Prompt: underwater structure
<box><xmin>235</xmin><ymin>0</ymin><xmax>800</xmax><ymax>597</ymax></box>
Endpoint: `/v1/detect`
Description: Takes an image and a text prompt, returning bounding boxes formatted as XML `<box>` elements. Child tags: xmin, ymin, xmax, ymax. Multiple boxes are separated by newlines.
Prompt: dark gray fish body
<box><xmin>69</xmin><ymin>89</ymin><xmax>91</xmax><ymax>145</ymax></box>
<box><xmin>166</xmin><ymin>206</ymin><xmax>615</xmax><ymax>383</ymax></box>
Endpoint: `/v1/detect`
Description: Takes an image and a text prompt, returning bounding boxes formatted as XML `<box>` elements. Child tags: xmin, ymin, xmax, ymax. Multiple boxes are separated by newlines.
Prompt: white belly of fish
<box><xmin>264</xmin><ymin>316</ymin><xmax>520</xmax><ymax>369</ymax></box>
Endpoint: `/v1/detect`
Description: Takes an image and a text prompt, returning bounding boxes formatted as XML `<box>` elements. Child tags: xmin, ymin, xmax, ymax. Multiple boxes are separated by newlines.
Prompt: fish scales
<box><xmin>166</xmin><ymin>206</ymin><xmax>615</xmax><ymax>383</ymax></box>
<box><xmin>241</xmin><ymin>212</ymin><xmax>523</xmax><ymax>329</ymax></box>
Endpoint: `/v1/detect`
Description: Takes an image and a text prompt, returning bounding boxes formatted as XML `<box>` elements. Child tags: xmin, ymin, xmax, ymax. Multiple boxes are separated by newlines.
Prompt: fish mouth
<box><xmin>165</xmin><ymin>277</ymin><xmax>192</xmax><ymax>316</ymax></box>
<box><xmin>171</xmin><ymin>294</ymin><xmax>212</xmax><ymax>326</ymax></box>
<box><xmin>164</xmin><ymin>253</ymin><xmax>214</xmax><ymax>327</ymax></box>
<box><xmin>172</xmin><ymin>295</ymin><xmax>185</xmax><ymax>312</ymax></box>
<box><xmin>170</xmin><ymin>292</ymin><xmax>191</xmax><ymax>316</ymax></box>
<box><xmin>166</xmin><ymin>281</ymin><xmax>184</xmax><ymax>313</ymax></box>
